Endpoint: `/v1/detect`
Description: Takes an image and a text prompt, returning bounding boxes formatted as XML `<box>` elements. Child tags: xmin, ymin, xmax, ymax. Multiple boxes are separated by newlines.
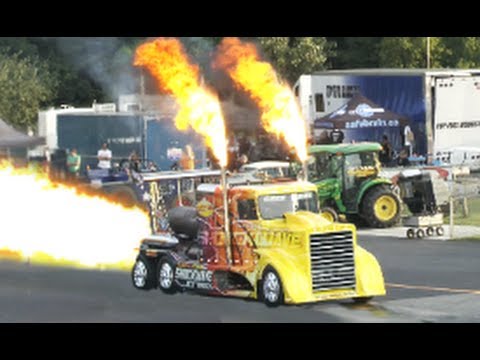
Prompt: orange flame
<box><xmin>0</xmin><ymin>162</ymin><xmax>150</xmax><ymax>270</ymax></box>
<box><xmin>213</xmin><ymin>37</ymin><xmax>308</xmax><ymax>162</ymax></box>
<box><xmin>134</xmin><ymin>38</ymin><xmax>228</xmax><ymax>167</ymax></box>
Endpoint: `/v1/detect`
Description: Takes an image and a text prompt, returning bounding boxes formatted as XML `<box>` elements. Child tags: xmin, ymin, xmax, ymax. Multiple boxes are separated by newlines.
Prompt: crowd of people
<box><xmin>58</xmin><ymin>124</ymin><xmax>426</xmax><ymax>184</ymax></box>
<box><xmin>315</xmin><ymin>125</ymin><xmax>427</xmax><ymax>168</ymax></box>
<box><xmin>219</xmin><ymin>131</ymin><xmax>295</xmax><ymax>172</ymax></box>
<box><xmin>379</xmin><ymin>134</ymin><xmax>426</xmax><ymax>167</ymax></box>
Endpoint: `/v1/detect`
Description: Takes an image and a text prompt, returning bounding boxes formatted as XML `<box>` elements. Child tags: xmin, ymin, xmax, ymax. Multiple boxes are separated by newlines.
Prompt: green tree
<box><xmin>440</xmin><ymin>37</ymin><xmax>480</xmax><ymax>68</ymax></box>
<box><xmin>0</xmin><ymin>49</ymin><xmax>57</xmax><ymax>130</ymax></box>
<box><xmin>327</xmin><ymin>37</ymin><xmax>382</xmax><ymax>69</ymax></box>
<box><xmin>28</xmin><ymin>37</ymin><xmax>106</xmax><ymax>107</ymax></box>
<box><xmin>379</xmin><ymin>37</ymin><xmax>446</xmax><ymax>68</ymax></box>
<box><xmin>257</xmin><ymin>37</ymin><xmax>334</xmax><ymax>84</ymax></box>
<box><xmin>0</xmin><ymin>37</ymin><xmax>40</xmax><ymax>58</ymax></box>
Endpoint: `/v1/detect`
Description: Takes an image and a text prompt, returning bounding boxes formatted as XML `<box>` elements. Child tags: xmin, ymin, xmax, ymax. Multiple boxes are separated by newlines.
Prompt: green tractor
<box><xmin>306</xmin><ymin>142</ymin><xmax>400</xmax><ymax>228</ymax></box>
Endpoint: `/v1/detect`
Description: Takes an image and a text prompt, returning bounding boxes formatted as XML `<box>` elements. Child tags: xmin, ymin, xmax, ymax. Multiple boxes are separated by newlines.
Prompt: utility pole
<box><xmin>140</xmin><ymin>68</ymin><xmax>146</xmax><ymax>112</ymax></box>
<box><xmin>140</xmin><ymin>68</ymin><xmax>146</xmax><ymax>96</ymax></box>
<box><xmin>426</xmin><ymin>37</ymin><xmax>431</xmax><ymax>69</ymax></box>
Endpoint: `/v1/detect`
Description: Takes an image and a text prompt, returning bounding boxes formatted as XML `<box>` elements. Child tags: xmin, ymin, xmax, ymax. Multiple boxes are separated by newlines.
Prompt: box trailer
<box><xmin>35</xmin><ymin>108</ymin><xmax>207</xmax><ymax>175</ymax></box>
<box><xmin>294</xmin><ymin>69</ymin><xmax>480</xmax><ymax>159</ymax></box>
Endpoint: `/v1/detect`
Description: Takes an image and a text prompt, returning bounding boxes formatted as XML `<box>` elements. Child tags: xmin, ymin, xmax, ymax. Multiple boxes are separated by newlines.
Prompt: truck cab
<box><xmin>132</xmin><ymin>176</ymin><xmax>386</xmax><ymax>306</ymax></box>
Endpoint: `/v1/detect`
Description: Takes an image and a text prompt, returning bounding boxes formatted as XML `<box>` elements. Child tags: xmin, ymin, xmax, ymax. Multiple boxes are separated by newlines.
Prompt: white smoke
<box><xmin>55</xmin><ymin>37</ymin><xmax>138</xmax><ymax>102</ymax></box>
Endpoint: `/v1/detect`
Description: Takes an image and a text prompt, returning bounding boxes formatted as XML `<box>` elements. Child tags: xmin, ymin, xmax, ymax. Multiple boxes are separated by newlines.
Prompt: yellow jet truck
<box><xmin>132</xmin><ymin>172</ymin><xmax>385</xmax><ymax>307</ymax></box>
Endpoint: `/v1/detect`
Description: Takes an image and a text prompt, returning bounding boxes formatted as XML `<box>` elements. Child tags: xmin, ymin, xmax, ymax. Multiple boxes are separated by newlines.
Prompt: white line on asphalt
<box><xmin>387</xmin><ymin>283</ymin><xmax>480</xmax><ymax>295</ymax></box>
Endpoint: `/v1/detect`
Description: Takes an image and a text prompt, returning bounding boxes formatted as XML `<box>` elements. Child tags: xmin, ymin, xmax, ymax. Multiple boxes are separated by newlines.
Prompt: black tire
<box><xmin>320</xmin><ymin>207</ymin><xmax>339</xmax><ymax>223</ymax></box>
<box><xmin>406</xmin><ymin>228</ymin><xmax>415</xmax><ymax>239</ymax></box>
<box><xmin>260</xmin><ymin>266</ymin><xmax>284</xmax><ymax>307</ymax></box>
<box><xmin>417</xmin><ymin>229</ymin><xmax>425</xmax><ymax>239</ymax></box>
<box><xmin>353</xmin><ymin>296</ymin><xmax>373</xmax><ymax>304</ymax></box>
<box><xmin>426</xmin><ymin>227</ymin><xmax>435</xmax><ymax>237</ymax></box>
<box><xmin>131</xmin><ymin>254</ymin><xmax>156</xmax><ymax>290</ymax></box>
<box><xmin>346</xmin><ymin>214</ymin><xmax>368</xmax><ymax>228</ymax></box>
<box><xmin>361</xmin><ymin>185</ymin><xmax>401</xmax><ymax>228</ymax></box>
<box><xmin>157</xmin><ymin>256</ymin><xmax>178</xmax><ymax>294</ymax></box>
<box><xmin>436</xmin><ymin>227</ymin><xmax>445</xmax><ymax>236</ymax></box>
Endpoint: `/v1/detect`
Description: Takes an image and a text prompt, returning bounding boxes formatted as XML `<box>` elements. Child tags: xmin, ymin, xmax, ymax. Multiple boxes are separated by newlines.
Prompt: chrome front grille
<box><xmin>310</xmin><ymin>231</ymin><xmax>356</xmax><ymax>292</ymax></box>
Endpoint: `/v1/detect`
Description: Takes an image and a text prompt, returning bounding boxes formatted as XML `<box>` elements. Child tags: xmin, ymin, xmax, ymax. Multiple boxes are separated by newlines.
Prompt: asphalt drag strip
<box><xmin>378</xmin><ymin>293</ymin><xmax>480</xmax><ymax>323</ymax></box>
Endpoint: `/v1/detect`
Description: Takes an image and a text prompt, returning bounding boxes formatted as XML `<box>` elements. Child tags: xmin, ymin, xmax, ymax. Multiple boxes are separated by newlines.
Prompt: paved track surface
<box><xmin>1</xmin><ymin>231</ymin><xmax>479</xmax><ymax>323</ymax></box>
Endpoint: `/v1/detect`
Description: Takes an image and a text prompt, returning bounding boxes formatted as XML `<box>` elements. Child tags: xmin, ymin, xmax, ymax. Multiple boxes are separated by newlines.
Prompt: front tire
<box><xmin>260</xmin><ymin>266</ymin><xmax>284</xmax><ymax>307</ymax></box>
<box><xmin>361</xmin><ymin>185</ymin><xmax>401</xmax><ymax>228</ymax></box>
<box><xmin>131</xmin><ymin>254</ymin><xmax>156</xmax><ymax>290</ymax></box>
<box><xmin>157</xmin><ymin>256</ymin><xmax>178</xmax><ymax>294</ymax></box>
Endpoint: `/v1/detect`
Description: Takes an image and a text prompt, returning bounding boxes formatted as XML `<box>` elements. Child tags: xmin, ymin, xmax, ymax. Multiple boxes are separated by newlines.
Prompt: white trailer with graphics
<box><xmin>294</xmin><ymin>69</ymin><xmax>480</xmax><ymax>168</ymax></box>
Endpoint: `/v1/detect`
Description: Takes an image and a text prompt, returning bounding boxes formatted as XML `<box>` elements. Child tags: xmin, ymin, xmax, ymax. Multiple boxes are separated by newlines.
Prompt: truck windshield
<box><xmin>258</xmin><ymin>191</ymin><xmax>319</xmax><ymax>220</ymax></box>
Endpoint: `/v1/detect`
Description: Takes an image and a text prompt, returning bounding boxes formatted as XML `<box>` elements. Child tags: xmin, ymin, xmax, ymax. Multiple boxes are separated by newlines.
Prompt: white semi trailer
<box><xmin>294</xmin><ymin>69</ymin><xmax>480</xmax><ymax>169</ymax></box>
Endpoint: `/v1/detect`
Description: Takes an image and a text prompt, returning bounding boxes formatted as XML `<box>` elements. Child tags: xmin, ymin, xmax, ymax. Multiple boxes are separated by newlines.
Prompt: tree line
<box><xmin>1</xmin><ymin>37</ymin><xmax>480</xmax><ymax>131</ymax></box>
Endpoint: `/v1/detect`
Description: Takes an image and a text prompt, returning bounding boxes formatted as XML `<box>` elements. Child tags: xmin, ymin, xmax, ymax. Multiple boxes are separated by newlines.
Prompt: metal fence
<box><xmin>445</xmin><ymin>173</ymin><xmax>480</xmax><ymax>238</ymax></box>
<box><xmin>382</xmin><ymin>166</ymin><xmax>480</xmax><ymax>239</ymax></box>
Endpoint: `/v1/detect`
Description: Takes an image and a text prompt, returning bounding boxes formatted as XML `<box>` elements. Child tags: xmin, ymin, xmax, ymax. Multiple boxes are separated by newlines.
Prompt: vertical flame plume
<box><xmin>213</xmin><ymin>37</ymin><xmax>308</xmax><ymax>162</ymax></box>
<box><xmin>134</xmin><ymin>38</ymin><xmax>228</xmax><ymax>167</ymax></box>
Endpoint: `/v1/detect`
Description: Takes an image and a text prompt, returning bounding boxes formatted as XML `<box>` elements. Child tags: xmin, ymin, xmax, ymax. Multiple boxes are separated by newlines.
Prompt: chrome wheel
<box><xmin>133</xmin><ymin>260</ymin><xmax>148</xmax><ymax>288</ymax></box>
<box><xmin>159</xmin><ymin>261</ymin><xmax>174</xmax><ymax>290</ymax></box>
<box><xmin>131</xmin><ymin>254</ymin><xmax>155</xmax><ymax>290</ymax></box>
<box><xmin>263</xmin><ymin>271</ymin><xmax>281</xmax><ymax>305</ymax></box>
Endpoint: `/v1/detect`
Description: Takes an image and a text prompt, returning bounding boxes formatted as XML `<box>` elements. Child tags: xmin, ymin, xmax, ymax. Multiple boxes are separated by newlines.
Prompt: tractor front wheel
<box><xmin>320</xmin><ymin>207</ymin><xmax>339</xmax><ymax>223</ymax></box>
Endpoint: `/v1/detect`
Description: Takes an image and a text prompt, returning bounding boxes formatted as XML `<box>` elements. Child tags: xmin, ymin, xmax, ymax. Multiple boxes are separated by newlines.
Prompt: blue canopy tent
<box><xmin>313</xmin><ymin>93</ymin><xmax>410</xmax><ymax>153</ymax></box>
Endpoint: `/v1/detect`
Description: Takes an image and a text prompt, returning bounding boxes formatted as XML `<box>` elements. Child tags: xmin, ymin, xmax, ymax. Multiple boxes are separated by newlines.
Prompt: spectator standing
<box><xmin>66</xmin><ymin>148</ymin><xmax>81</xmax><ymax>181</ymax></box>
<box><xmin>227</xmin><ymin>135</ymin><xmax>239</xmax><ymax>171</ymax></box>
<box><xmin>404</xmin><ymin>125</ymin><xmax>415</xmax><ymax>156</ymax></box>
<box><xmin>238</xmin><ymin>135</ymin><xmax>251</xmax><ymax>158</ymax></box>
<box><xmin>317</xmin><ymin>130</ymin><xmax>332</xmax><ymax>144</ymax></box>
<box><xmin>97</xmin><ymin>143</ymin><xmax>112</xmax><ymax>170</ymax></box>
<box><xmin>129</xmin><ymin>150</ymin><xmax>141</xmax><ymax>172</ymax></box>
<box><xmin>398</xmin><ymin>147</ymin><xmax>410</xmax><ymax>167</ymax></box>
<box><xmin>179</xmin><ymin>145</ymin><xmax>195</xmax><ymax>170</ymax></box>
<box><xmin>206</xmin><ymin>147</ymin><xmax>220</xmax><ymax>169</ymax></box>
<box><xmin>379</xmin><ymin>135</ymin><xmax>393</xmax><ymax>166</ymax></box>
<box><xmin>234</xmin><ymin>154</ymin><xmax>249</xmax><ymax>172</ymax></box>
<box><xmin>330</xmin><ymin>127</ymin><xmax>345</xmax><ymax>144</ymax></box>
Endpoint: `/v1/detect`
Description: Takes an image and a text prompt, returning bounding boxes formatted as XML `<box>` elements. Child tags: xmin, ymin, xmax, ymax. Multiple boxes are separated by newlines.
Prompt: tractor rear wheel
<box><xmin>361</xmin><ymin>185</ymin><xmax>400</xmax><ymax>228</ymax></box>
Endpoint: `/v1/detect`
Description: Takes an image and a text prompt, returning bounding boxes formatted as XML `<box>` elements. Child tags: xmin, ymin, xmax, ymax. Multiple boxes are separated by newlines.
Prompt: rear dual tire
<box><xmin>131</xmin><ymin>254</ymin><xmax>178</xmax><ymax>294</ymax></box>
<box><xmin>132</xmin><ymin>254</ymin><xmax>156</xmax><ymax>290</ymax></box>
<box><xmin>157</xmin><ymin>256</ymin><xmax>178</xmax><ymax>294</ymax></box>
